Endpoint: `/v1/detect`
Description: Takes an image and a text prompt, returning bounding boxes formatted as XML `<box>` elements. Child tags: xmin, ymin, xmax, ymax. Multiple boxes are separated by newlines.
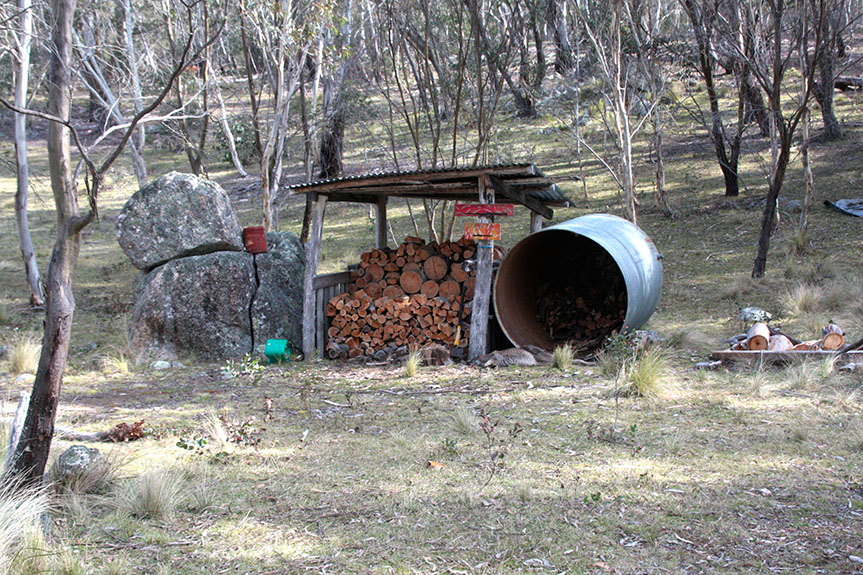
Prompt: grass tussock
<box><xmin>722</xmin><ymin>274</ymin><xmax>764</xmax><ymax>300</ymax></box>
<box><xmin>404</xmin><ymin>350</ymin><xmax>421</xmax><ymax>378</ymax></box>
<box><xmin>50</xmin><ymin>453</ymin><xmax>115</xmax><ymax>496</ymax></box>
<box><xmin>552</xmin><ymin>344</ymin><xmax>574</xmax><ymax>371</ymax></box>
<box><xmin>616</xmin><ymin>348</ymin><xmax>668</xmax><ymax>398</ymax></box>
<box><xmin>782</xmin><ymin>282</ymin><xmax>824</xmax><ymax>318</ymax></box>
<box><xmin>202</xmin><ymin>412</ymin><xmax>231</xmax><ymax>452</ymax></box>
<box><xmin>451</xmin><ymin>405</ymin><xmax>479</xmax><ymax>436</ymax></box>
<box><xmin>0</xmin><ymin>481</ymin><xmax>48</xmax><ymax>575</ymax></box>
<box><xmin>49</xmin><ymin>550</ymin><xmax>86</xmax><ymax>575</ymax></box>
<box><xmin>100</xmin><ymin>352</ymin><xmax>130</xmax><ymax>376</ymax></box>
<box><xmin>666</xmin><ymin>325</ymin><xmax>714</xmax><ymax>352</ymax></box>
<box><xmin>115</xmin><ymin>469</ymin><xmax>186</xmax><ymax>520</ymax></box>
<box><xmin>6</xmin><ymin>334</ymin><xmax>40</xmax><ymax>376</ymax></box>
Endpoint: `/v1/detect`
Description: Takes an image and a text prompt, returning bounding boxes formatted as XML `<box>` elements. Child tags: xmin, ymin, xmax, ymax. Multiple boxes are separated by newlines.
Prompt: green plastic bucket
<box><xmin>264</xmin><ymin>339</ymin><xmax>290</xmax><ymax>364</ymax></box>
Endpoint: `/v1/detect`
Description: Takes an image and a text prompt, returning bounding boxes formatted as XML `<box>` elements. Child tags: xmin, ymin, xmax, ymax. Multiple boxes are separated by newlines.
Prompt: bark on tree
<box><xmin>683</xmin><ymin>0</ymin><xmax>742</xmax><ymax>197</ymax></box>
<box><xmin>547</xmin><ymin>0</ymin><xmax>575</xmax><ymax>74</ymax></box>
<box><xmin>813</xmin><ymin>1</ymin><xmax>843</xmax><ymax>140</ymax></box>
<box><xmin>13</xmin><ymin>0</ymin><xmax>43</xmax><ymax>308</ymax></box>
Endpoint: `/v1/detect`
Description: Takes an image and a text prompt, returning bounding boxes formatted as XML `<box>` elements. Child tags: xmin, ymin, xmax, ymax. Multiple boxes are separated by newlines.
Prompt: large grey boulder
<box><xmin>251</xmin><ymin>232</ymin><xmax>305</xmax><ymax>355</ymax></box>
<box><xmin>129</xmin><ymin>251</ymin><xmax>255</xmax><ymax>360</ymax></box>
<box><xmin>117</xmin><ymin>172</ymin><xmax>243</xmax><ymax>270</ymax></box>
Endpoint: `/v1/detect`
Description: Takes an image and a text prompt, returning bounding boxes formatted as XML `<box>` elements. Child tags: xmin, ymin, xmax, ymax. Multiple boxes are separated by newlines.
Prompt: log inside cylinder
<box><xmin>533</xmin><ymin>248</ymin><xmax>627</xmax><ymax>348</ymax></box>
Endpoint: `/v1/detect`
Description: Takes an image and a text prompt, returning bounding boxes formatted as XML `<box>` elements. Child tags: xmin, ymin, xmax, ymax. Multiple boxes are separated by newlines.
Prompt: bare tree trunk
<box><xmin>683</xmin><ymin>0</ymin><xmax>740</xmax><ymax>197</ymax></box>
<box><xmin>76</xmin><ymin>17</ymin><xmax>149</xmax><ymax>187</ymax></box>
<box><xmin>213</xmin><ymin>74</ymin><xmax>249</xmax><ymax>177</ymax></box>
<box><xmin>547</xmin><ymin>0</ymin><xmax>574</xmax><ymax>74</ymax></box>
<box><xmin>8</xmin><ymin>0</ymin><xmax>83</xmax><ymax>486</ymax></box>
<box><xmin>798</xmin><ymin>5</ymin><xmax>816</xmax><ymax>243</ymax></box>
<box><xmin>813</xmin><ymin>0</ymin><xmax>842</xmax><ymax>140</ymax></box>
<box><xmin>14</xmin><ymin>0</ymin><xmax>43</xmax><ymax>308</ymax></box>
<box><xmin>653</xmin><ymin>108</ymin><xmax>671</xmax><ymax>215</ymax></box>
<box><xmin>318</xmin><ymin>107</ymin><xmax>345</xmax><ymax>178</ymax></box>
<box><xmin>122</xmin><ymin>0</ymin><xmax>146</xmax><ymax>154</ymax></box>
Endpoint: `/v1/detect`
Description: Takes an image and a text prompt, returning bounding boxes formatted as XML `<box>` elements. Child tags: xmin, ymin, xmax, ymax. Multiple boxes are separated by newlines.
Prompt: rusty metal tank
<box><xmin>493</xmin><ymin>214</ymin><xmax>663</xmax><ymax>351</ymax></box>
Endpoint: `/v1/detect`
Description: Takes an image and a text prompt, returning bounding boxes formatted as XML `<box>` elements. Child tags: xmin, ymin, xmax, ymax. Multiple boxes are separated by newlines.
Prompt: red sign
<box><xmin>464</xmin><ymin>223</ymin><xmax>501</xmax><ymax>241</ymax></box>
<box><xmin>454</xmin><ymin>203</ymin><xmax>514</xmax><ymax>217</ymax></box>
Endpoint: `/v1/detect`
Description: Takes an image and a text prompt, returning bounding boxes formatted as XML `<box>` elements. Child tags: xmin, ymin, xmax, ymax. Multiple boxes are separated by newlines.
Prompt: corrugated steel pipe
<box><xmin>493</xmin><ymin>214</ymin><xmax>663</xmax><ymax>351</ymax></box>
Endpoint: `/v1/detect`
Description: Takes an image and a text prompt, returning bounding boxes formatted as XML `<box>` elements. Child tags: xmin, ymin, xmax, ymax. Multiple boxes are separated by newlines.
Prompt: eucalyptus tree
<box><xmin>681</xmin><ymin>0</ymin><xmax>752</xmax><ymax>197</ymax></box>
<box><xmin>6</xmin><ymin>0</ymin><xmax>44</xmax><ymax>306</ymax></box>
<box><xmin>239</xmin><ymin>0</ymin><xmax>330</xmax><ymax>231</ymax></box>
<box><xmin>748</xmin><ymin>0</ymin><xmax>827</xmax><ymax>278</ymax></box>
<box><xmin>1</xmin><ymin>0</ymin><xmax>207</xmax><ymax>488</ymax></box>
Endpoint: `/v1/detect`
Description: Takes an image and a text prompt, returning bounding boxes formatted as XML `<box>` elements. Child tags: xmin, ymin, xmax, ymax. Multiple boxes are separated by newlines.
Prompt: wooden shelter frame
<box><xmin>288</xmin><ymin>163</ymin><xmax>569</xmax><ymax>360</ymax></box>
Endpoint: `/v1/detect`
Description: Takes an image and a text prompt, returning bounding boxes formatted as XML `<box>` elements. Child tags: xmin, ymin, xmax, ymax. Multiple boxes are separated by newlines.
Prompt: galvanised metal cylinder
<box><xmin>493</xmin><ymin>214</ymin><xmax>663</xmax><ymax>351</ymax></box>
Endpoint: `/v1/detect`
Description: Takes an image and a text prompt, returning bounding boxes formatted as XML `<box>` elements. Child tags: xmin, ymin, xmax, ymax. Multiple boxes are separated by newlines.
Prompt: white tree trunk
<box><xmin>14</xmin><ymin>0</ymin><xmax>43</xmax><ymax>307</ymax></box>
<box><xmin>213</xmin><ymin>77</ymin><xmax>249</xmax><ymax>178</ymax></box>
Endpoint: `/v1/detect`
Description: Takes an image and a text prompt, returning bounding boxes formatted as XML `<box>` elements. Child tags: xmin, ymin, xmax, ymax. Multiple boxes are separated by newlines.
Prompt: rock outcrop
<box><xmin>116</xmin><ymin>172</ymin><xmax>243</xmax><ymax>271</ymax></box>
<box><xmin>251</xmin><ymin>232</ymin><xmax>305</xmax><ymax>354</ymax></box>
<box><xmin>129</xmin><ymin>252</ymin><xmax>256</xmax><ymax>359</ymax></box>
<box><xmin>119</xmin><ymin>173</ymin><xmax>305</xmax><ymax>361</ymax></box>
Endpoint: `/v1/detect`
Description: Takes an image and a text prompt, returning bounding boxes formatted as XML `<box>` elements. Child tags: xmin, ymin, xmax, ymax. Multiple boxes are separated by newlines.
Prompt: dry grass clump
<box><xmin>552</xmin><ymin>344</ymin><xmax>574</xmax><ymax>371</ymax></box>
<box><xmin>622</xmin><ymin>348</ymin><xmax>668</xmax><ymax>397</ymax></box>
<box><xmin>100</xmin><ymin>352</ymin><xmax>130</xmax><ymax>376</ymax></box>
<box><xmin>6</xmin><ymin>334</ymin><xmax>40</xmax><ymax>376</ymax></box>
<box><xmin>722</xmin><ymin>274</ymin><xmax>765</xmax><ymax>300</ymax></box>
<box><xmin>782</xmin><ymin>282</ymin><xmax>824</xmax><ymax>318</ymax></box>
<box><xmin>202</xmin><ymin>412</ymin><xmax>230</xmax><ymax>452</ymax></box>
<box><xmin>451</xmin><ymin>405</ymin><xmax>480</xmax><ymax>436</ymax></box>
<box><xmin>115</xmin><ymin>469</ymin><xmax>186</xmax><ymax>520</ymax></box>
<box><xmin>666</xmin><ymin>325</ymin><xmax>714</xmax><ymax>353</ymax></box>
<box><xmin>0</xmin><ymin>480</ymin><xmax>48</xmax><ymax>575</ymax></box>
<box><xmin>404</xmin><ymin>350</ymin><xmax>421</xmax><ymax>378</ymax></box>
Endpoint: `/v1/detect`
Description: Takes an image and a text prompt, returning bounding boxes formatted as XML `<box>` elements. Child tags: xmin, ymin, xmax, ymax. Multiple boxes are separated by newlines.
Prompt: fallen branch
<box><xmin>840</xmin><ymin>337</ymin><xmax>863</xmax><ymax>353</ymax></box>
<box><xmin>55</xmin><ymin>420</ymin><xmax>146</xmax><ymax>443</ymax></box>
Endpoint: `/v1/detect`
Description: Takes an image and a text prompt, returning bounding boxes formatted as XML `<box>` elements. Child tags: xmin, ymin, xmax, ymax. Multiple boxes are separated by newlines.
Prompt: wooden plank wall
<box><xmin>313</xmin><ymin>271</ymin><xmax>352</xmax><ymax>358</ymax></box>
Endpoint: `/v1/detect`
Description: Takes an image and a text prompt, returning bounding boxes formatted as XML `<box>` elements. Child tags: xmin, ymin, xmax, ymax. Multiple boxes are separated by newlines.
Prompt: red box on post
<box><xmin>243</xmin><ymin>226</ymin><xmax>268</xmax><ymax>254</ymax></box>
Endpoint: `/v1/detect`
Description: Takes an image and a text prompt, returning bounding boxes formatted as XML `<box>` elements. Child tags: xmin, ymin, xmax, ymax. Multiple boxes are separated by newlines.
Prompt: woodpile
<box><xmin>535</xmin><ymin>249</ymin><xmax>627</xmax><ymax>348</ymax></box>
<box><xmin>325</xmin><ymin>237</ymin><xmax>478</xmax><ymax>360</ymax></box>
<box><xmin>728</xmin><ymin>322</ymin><xmax>848</xmax><ymax>352</ymax></box>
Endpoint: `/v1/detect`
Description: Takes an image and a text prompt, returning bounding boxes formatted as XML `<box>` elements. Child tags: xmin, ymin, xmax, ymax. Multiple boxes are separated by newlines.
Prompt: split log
<box><xmin>439</xmin><ymin>280</ymin><xmax>460</xmax><ymax>300</ymax></box>
<box><xmin>820</xmin><ymin>324</ymin><xmax>844</xmax><ymax>351</ymax></box>
<box><xmin>768</xmin><ymin>334</ymin><xmax>794</xmax><ymax>351</ymax></box>
<box><xmin>746</xmin><ymin>322</ymin><xmax>770</xmax><ymax>351</ymax></box>
<box><xmin>421</xmin><ymin>280</ymin><xmax>439</xmax><ymax>298</ymax></box>
<box><xmin>399</xmin><ymin>270</ymin><xmax>423</xmax><ymax>294</ymax></box>
<box><xmin>791</xmin><ymin>339</ymin><xmax>821</xmax><ymax>351</ymax></box>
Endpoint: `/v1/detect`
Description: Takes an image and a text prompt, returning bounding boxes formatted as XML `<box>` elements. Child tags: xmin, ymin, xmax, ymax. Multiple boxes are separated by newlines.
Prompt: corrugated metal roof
<box><xmin>287</xmin><ymin>163</ymin><xmax>539</xmax><ymax>190</ymax></box>
<box><xmin>286</xmin><ymin>163</ymin><xmax>571</xmax><ymax>207</ymax></box>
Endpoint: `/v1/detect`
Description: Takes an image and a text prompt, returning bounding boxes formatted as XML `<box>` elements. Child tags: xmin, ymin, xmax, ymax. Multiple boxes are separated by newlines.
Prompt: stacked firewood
<box><xmin>535</xmin><ymin>249</ymin><xmax>627</xmax><ymax>348</ymax></box>
<box><xmin>325</xmin><ymin>237</ymin><xmax>477</xmax><ymax>359</ymax></box>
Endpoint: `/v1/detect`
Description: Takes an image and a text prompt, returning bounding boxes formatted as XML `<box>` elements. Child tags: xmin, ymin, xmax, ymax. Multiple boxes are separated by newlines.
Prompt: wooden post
<box><xmin>469</xmin><ymin>176</ymin><xmax>494</xmax><ymax>360</ymax></box>
<box><xmin>302</xmin><ymin>193</ymin><xmax>327</xmax><ymax>360</ymax></box>
<box><xmin>375</xmin><ymin>196</ymin><xmax>388</xmax><ymax>249</ymax></box>
<box><xmin>530</xmin><ymin>211</ymin><xmax>543</xmax><ymax>234</ymax></box>
<box><xmin>4</xmin><ymin>391</ymin><xmax>30</xmax><ymax>474</ymax></box>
